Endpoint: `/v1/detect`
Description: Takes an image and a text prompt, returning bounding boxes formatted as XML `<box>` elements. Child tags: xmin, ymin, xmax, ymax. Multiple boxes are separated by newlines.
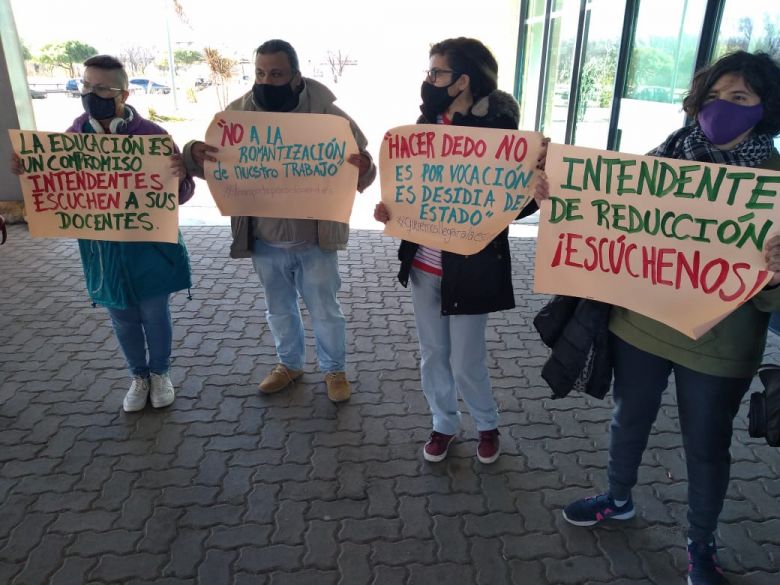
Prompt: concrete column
<box><xmin>0</xmin><ymin>0</ymin><xmax>34</xmax><ymax>222</ymax></box>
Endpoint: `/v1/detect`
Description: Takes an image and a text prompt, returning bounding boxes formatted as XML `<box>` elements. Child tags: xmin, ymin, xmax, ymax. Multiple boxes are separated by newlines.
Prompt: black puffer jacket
<box><xmin>533</xmin><ymin>295</ymin><xmax>613</xmax><ymax>399</ymax></box>
<box><xmin>397</xmin><ymin>89</ymin><xmax>538</xmax><ymax>316</ymax></box>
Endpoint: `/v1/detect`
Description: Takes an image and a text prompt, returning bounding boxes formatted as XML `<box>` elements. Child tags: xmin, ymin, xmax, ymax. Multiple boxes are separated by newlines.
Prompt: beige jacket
<box><xmin>183</xmin><ymin>78</ymin><xmax>377</xmax><ymax>256</ymax></box>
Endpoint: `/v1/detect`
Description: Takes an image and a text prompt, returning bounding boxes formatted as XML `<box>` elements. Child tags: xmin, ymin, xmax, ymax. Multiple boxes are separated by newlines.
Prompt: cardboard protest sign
<box><xmin>204</xmin><ymin>111</ymin><xmax>359</xmax><ymax>223</ymax></box>
<box><xmin>534</xmin><ymin>143</ymin><xmax>778</xmax><ymax>339</ymax></box>
<box><xmin>380</xmin><ymin>125</ymin><xmax>545</xmax><ymax>255</ymax></box>
<box><xmin>9</xmin><ymin>130</ymin><xmax>180</xmax><ymax>243</ymax></box>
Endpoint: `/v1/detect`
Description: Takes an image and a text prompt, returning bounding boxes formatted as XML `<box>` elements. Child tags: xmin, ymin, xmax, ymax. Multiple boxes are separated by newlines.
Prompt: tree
<box><xmin>720</xmin><ymin>17</ymin><xmax>753</xmax><ymax>55</ymax></box>
<box><xmin>174</xmin><ymin>49</ymin><xmax>203</xmax><ymax>66</ymax></box>
<box><xmin>118</xmin><ymin>45</ymin><xmax>156</xmax><ymax>75</ymax></box>
<box><xmin>203</xmin><ymin>47</ymin><xmax>234</xmax><ymax>109</ymax></box>
<box><xmin>757</xmin><ymin>15</ymin><xmax>780</xmax><ymax>59</ymax></box>
<box><xmin>626</xmin><ymin>45</ymin><xmax>673</xmax><ymax>95</ymax></box>
<box><xmin>576</xmin><ymin>43</ymin><xmax>618</xmax><ymax>123</ymax></box>
<box><xmin>171</xmin><ymin>0</ymin><xmax>190</xmax><ymax>26</ymax></box>
<box><xmin>325</xmin><ymin>50</ymin><xmax>356</xmax><ymax>84</ymax></box>
<box><xmin>20</xmin><ymin>40</ymin><xmax>32</xmax><ymax>61</ymax></box>
<box><xmin>38</xmin><ymin>40</ymin><xmax>98</xmax><ymax>78</ymax></box>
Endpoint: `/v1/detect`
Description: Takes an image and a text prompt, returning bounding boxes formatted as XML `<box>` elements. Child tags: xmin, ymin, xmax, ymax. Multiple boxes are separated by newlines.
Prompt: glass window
<box><xmin>714</xmin><ymin>1</ymin><xmax>780</xmax><ymax>60</ymax></box>
<box><xmin>616</xmin><ymin>0</ymin><xmax>707</xmax><ymax>154</ymax></box>
<box><xmin>538</xmin><ymin>0</ymin><xmax>581</xmax><ymax>144</ymax></box>
<box><xmin>571</xmin><ymin>0</ymin><xmax>626</xmax><ymax>148</ymax></box>
<box><xmin>714</xmin><ymin>0</ymin><xmax>780</xmax><ymax>150</ymax></box>
<box><xmin>518</xmin><ymin>0</ymin><xmax>547</xmax><ymax>130</ymax></box>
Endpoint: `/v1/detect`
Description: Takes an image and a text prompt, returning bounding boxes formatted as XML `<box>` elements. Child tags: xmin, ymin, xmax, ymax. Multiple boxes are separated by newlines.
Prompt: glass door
<box><xmin>571</xmin><ymin>0</ymin><xmax>626</xmax><ymax>148</ymax></box>
<box><xmin>615</xmin><ymin>0</ymin><xmax>708</xmax><ymax>154</ymax></box>
<box><xmin>538</xmin><ymin>0</ymin><xmax>582</xmax><ymax>144</ymax></box>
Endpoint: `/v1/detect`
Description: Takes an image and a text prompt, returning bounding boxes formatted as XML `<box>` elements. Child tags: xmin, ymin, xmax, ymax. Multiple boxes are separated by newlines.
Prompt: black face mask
<box><xmin>420</xmin><ymin>79</ymin><xmax>461</xmax><ymax>120</ymax></box>
<box><xmin>81</xmin><ymin>93</ymin><xmax>118</xmax><ymax>120</ymax></box>
<box><xmin>252</xmin><ymin>82</ymin><xmax>298</xmax><ymax>112</ymax></box>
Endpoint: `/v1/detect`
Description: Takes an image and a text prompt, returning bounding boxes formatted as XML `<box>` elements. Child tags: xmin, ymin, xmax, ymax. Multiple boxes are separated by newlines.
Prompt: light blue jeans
<box><xmin>410</xmin><ymin>268</ymin><xmax>498</xmax><ymax>434</ymax></box>
<box><xmin>251</xmin><ymin>240</ymin><xmax>346</xmax><ymax>372</ymax></box>
<box><xmin>107</xmin><ymin>294</ymin><xmax>172</xmax><ymax>377</ymax></box>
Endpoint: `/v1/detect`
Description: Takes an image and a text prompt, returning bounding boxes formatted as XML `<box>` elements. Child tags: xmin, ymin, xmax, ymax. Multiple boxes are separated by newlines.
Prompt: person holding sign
<box><xmin>183</xmin><ymin>39</ymin><xmax>376</xmax><ymax>403</ymax></box>
<box><xmin>375</xmin><ymin>37</ymin><xmax>544</xmax><ymax>463</ymax></box>
<box><xmin>559</xmin><ymin>51</ymin><xmax>780</xmax><ymax>585</ymax></box>
<box><xmin>12</xmin><ymin>55</ymin><xmax>194</xmax><ymax>413</ymax></box>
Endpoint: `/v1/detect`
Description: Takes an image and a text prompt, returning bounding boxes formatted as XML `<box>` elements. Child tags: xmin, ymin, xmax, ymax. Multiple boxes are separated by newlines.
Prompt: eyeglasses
<box><xmin>78</xmin><ymin>80</ymin><xmax>123</xmax><ymax>98</ymax></box>
<box><xmin>425</xmin><ymin>68</ymin><xmax>458</xmax><ymax>83</ymax></box>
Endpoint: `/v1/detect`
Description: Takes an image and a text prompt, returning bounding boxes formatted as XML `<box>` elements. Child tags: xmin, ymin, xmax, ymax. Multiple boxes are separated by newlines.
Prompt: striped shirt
<box><xmin>412</xmin><ymin>246</ymin><xmax>443</xmax><ymax>276</ymax></box>
<box><xmin>411</xmin><ymin>111</ymin><xmax>452</xmax><ymax>277</ymax></box>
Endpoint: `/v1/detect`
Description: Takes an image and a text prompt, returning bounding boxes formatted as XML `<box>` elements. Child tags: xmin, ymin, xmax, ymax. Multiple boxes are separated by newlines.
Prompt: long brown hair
<box><xmin>683</xmin><ymin>51</ymin><xmax>780</xmax><ymax>136</ymax></box>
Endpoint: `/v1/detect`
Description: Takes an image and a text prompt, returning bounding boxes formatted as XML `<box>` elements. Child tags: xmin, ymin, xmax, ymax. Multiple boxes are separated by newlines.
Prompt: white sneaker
<box><xmin>150</xmin><ymin>372</ymin><xmax>175</xmax><ymax>408</ymax></box>
<box><xmin>123</xmin><ymin>376</ymin><xmax>150</xmax><ymax>412</ymax></box>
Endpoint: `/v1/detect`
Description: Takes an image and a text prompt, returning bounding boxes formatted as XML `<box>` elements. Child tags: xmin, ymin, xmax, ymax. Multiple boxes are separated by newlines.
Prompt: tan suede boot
<box><xmin>259</xmin><ymin>364</ymin><xmax>303</xmax><ymax>394</ymax></box>
<box><xmin>325</xmin><ymin>371</ymin><xmax>351</xmax><ymax>403</ymax></box>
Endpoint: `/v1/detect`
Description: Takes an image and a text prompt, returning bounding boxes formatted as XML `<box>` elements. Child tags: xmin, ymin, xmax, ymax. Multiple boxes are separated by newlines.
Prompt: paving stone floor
<box><xmin>0</xmin><ymin>224</ymin><xmax>778</xmax><ymax>585</ymax></box>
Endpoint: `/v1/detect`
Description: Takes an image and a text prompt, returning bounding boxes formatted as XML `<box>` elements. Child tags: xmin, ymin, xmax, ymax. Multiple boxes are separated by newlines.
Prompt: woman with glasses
<box><xmin>12</xmin><ymin>54</ymin><xmax>194</xmax><ymax>413</ymax></box>
<box><xmin>375</xmin><ymin>37</ymin><xmax>545</xmax><ymax>464</ymax></box>
<box><xmin>557</xmin><ymin>51</ymin><xmax>780</xmax><ymax>585</ymax></box>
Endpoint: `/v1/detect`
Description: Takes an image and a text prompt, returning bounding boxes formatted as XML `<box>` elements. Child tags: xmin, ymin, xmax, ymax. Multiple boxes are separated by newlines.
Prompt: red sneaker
<box><xmin>477</xmin><ymin>429</ymin><xmax>500</xmax><ymax>464</ymax></box>
<box><xmin>423</xmin><ymin>431</ymin><xmax>456</xmax><ymax>462</ymax></box>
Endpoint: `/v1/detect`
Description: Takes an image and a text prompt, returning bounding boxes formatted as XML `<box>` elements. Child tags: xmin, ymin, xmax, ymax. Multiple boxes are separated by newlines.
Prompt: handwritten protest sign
<box><xmin>534</xmin><ymin>143</ymin><xmax>778</xmax><ymax>339</ymax></box>
<box><xmin>204</xmin><ymin>111</ymin><xmax>359</xmax><ymax>223</ymax></box>
<box><xmin>9</xmin><ymin>130</ymin><xmax>180</xmax><ymax>243</ymax></box>
<box><xmin>379</xmin><ymin>125</ymin><xmax>544</xmax><ymax>255</ymax></box>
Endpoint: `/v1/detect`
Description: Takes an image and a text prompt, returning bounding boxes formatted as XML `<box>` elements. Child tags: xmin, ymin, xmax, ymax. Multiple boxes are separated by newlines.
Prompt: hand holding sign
<box><xmin>9</xmin><ymin>130</ymin><xmax>181</xmax><ymax>243</ymax></box>
<box><xmin>379</xmin><ymin>125</ymin><xmax>545</xmax><ymax>255</ymax></box>
<box><xmin>190</xmin><ymin>141</ymin><xmax>219</xmax><ymax>167</ymax></box>
<box><xmin>767</xmin><ymin>235</ymin><xmax>780</xmax><ymax>287</ymax></box>
<box><xmin>203</xmin><ymin>111</ymin><xmax>359</xmax><ymax>222</ymax></box>
<box><xmin>534</xmin><ymin>142</ymin><xmax>780</xmax><ymax>338</ymax></box>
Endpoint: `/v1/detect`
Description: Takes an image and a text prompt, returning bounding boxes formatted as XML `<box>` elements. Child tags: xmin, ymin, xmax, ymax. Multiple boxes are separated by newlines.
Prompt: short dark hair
<box><xmin>83</xmin><ymin>54</ymin><xmax>128</xmax><ymax>90</ymax></box>
<box><xmin>256</xmin><ymin>39</ymin><xmax>299</xmax><ymax>73</ymax></box>
<box><xmin>683</xmin><ymin>51</ymin><xmax>780</xmax><ymax>136</ymax></box>
<box><xmin>429</xmin><ymin>37</ymin><xmax>498</xmax><ymax>100</ymax></box>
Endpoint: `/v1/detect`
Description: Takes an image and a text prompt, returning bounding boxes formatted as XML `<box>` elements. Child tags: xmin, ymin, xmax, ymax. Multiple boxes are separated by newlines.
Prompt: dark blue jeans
<box><xmin>607</xmin><ymin>334</ymin><xmax>751</xmax><ymax>543</ymax></box>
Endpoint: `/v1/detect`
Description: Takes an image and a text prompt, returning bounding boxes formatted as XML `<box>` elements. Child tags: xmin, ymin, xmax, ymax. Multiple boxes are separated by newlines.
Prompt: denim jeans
<box><xmin>107</xmin><ymin>294</ymin><xmax>172</xmax><ymax>377</ymax></box>
<box><xmin>410</xmin><ymin>268</ymin><xmax>498</xmax><ymax>434</ymax></box>
<box><xmin>607</xmin><ymin>334</ymin><xmax>751</xmax><ymax>543</ymax></box>
<box><xmin>251</xmin><ymin>240</ymin><xmax>346</xmax><ymax>372</ymax></box>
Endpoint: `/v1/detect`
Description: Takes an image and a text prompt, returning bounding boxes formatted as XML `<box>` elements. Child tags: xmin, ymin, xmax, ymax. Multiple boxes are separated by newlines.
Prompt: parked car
<box><xmin>65</xmin><ymin>78</ymin><xmax>80</xmax><ymax>97</ymax></box>
<box><xmin>629</xmin><ymin>85</ymin><xmax>674</xmax><ymax>104</ymax></box>
<box><xmin>129</xmin><ymin>78</ymin><xmax>171</xmax><ymax>94</ymax></box>
<box><xmin>30</xmin><ymin>88</ymin><xmax>47</xmax><ymax>99</ymax></box>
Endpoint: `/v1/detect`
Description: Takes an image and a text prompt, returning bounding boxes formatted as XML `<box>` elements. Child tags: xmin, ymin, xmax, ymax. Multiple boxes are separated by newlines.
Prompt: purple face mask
<box><xmin>697</xmin><ymin>99</ymin><xmax>764</xmax><ymax>145</ymax></box>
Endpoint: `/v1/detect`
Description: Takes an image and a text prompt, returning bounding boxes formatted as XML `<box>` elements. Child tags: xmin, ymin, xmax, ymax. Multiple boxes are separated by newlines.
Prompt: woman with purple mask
<box><xmin>559</xmin><ymin>51</ymin><xmax>780</xmax><ymax>585</ymax></box>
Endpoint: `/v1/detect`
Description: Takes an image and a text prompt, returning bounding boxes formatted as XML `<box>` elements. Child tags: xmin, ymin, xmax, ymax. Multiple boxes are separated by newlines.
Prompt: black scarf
<box><xmin>649</xmin><ymin>124</ymin><xmax>775</xmax><ymax>167</ymax></box>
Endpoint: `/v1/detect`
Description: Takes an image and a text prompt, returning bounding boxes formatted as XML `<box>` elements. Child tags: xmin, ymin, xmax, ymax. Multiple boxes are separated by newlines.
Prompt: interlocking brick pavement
<box><xmin>1</xmin><ymin>224</ymin><xmax>779</xmax><ymax>585</ymax></box>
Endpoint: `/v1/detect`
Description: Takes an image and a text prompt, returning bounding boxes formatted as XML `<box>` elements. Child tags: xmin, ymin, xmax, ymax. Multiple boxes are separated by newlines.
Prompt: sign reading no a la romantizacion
<box><xmin>9</xmin><ymin>130</ymin><xmax>181</xmax><ymax>243</ymax></box>
<box><xmin>204</xmin><ymin>111</ymin><xmax>359</xmax><ymax>223</ymax></box>
<box><xmin>380</xmin><ymin>125</ymin><xmax>545</xmax><ymax>255</ymax></box>
<box><xmin>534</xmin><ymin>143</ymin><xmax>780</xmax><ymax>339</ymax></box>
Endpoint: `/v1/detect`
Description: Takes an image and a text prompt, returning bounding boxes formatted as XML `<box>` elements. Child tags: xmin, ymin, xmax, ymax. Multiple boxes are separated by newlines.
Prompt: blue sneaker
<box><xmin>687</xmin><ymin>540</ymin><xmax>729</xmax><ymax>585</ymax></box>
<box><xmin>562</xmin><ymin>493</ymin><xmax>635</xmax><ymax>526</ymax></box>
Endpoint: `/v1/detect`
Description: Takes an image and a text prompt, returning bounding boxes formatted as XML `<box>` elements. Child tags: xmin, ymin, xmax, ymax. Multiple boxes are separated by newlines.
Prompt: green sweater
<box><xmin>609</xmin><ymin>151</ymin><xmax>780</xmax><ymax>378</ymax></box>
